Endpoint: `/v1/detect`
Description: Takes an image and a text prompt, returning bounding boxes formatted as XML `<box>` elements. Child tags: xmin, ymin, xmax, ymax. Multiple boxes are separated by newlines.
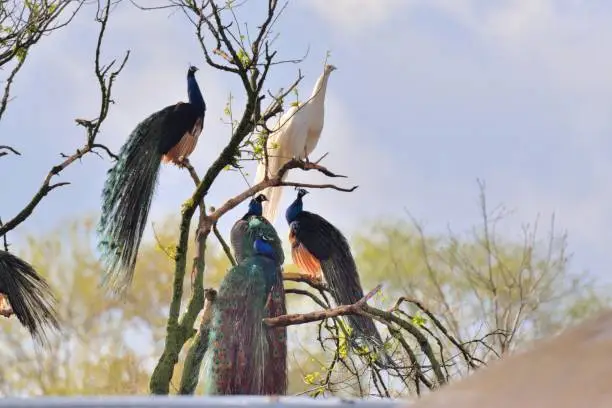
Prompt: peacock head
<box><xmin>285</xmin><ymin>188</ymin><xmax>308</xmax><ymax>223</ymax></box>
<box><xmin>187</xmin><ymin>65</ymin><xmax>199</xmax><ymax>77</ymax></box>
<box><xmin>247</xmin><ymin>194</ymin><xmax>268</xmax><ymax>216</ymax></box>
<box><xmin>296</xmin><ymin>188</ymin><xmax>309</xmax><ymax>199</ymax></box>
<box><xmin>255</xmin><ymin>194</ymin><xmax>268</xmax><ymax>203</ymax></box>
<box><xmin>324</xmin><ymin>64</ymin><xmax>337</xmax><ymax>75</ymax></box>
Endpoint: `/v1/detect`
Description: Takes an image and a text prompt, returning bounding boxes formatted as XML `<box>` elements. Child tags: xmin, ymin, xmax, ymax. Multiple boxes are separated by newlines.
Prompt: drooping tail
<box><xmin>0</xmin><ymin>250</ymin><xmax>60</xmax><ymax>345</ymax></box>
<box><xmin>254</xmin><ymin>143</ymin><xmax>287</xmax><ymax>224</ymax></box>
<box><xmin>97</xmin><ymin>113</ymin><xmax>165</xmax><ymax>295</ymax></box>
<box><xmin>263</xmin><ymin>265</ymin><xmax>287</xmax><ymax>395</ymax></box>
<box><xmin>201</xmin><ymin>262</ymin><xmax>269</xmax><ymax>395</ymax></box>
<box><xmin>227</xmin><ymin>217</ymin><xmax>287</xmax><ymax>394</ymax></box>
<box><xmin>261</xmin><ymin>181</ymin><xmax>286</xmax><ymax>224</ymax></box>
<box><xmin>321</xmin><ymin>255</ymin><xmax>393</xmax><ymax>367</ymax></box>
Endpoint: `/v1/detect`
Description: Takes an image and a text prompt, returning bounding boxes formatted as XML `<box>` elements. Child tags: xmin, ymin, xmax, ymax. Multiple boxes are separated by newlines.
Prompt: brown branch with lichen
<box><xmin>264</xmin><ymin>279</ymin><xmax>497</xmax><ymax>390</ymax></box>
<box><xmin>264</xmin><ymin>284</ymin><xmax>382</xmax><ymax>327</ymax></box>
<box><xmin>179</xmin><ymin>288</ymin><xmax>218</xmax><ymax>395</ymax></box>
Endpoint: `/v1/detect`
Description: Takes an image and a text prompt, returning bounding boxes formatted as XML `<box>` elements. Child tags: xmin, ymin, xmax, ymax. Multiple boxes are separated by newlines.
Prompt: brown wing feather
<box><xmin>289</xmin><ymin>230</ymin><xmax>321</xmax><ymax>278</ymax></box>
<box><xmin>161</xmin><ymin>116</ymin><xmax>203</xmax><ymax>164</ymax></box>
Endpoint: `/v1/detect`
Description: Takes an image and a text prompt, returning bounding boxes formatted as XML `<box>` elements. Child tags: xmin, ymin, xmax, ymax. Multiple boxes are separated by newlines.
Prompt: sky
<box><xmin>2</xmin><ymin>0</ymin><xmax>612</xmax><ymax>289</ymax></box>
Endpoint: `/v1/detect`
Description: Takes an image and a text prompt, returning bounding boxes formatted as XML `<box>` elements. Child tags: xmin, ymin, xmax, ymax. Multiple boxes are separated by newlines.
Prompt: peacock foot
<box><xmin>309</xmin><ymin>274</ymin><xmax>323</xmax><ymax>284</ymax></box>
<box><xmin>0</xmin><ymin>294</ymin><xmax>13</xmax><ymax>318</ymax></box>
<box><xmin>176</xmin><ymin>156</ymin><xmax>190</xmax><ymax>168</ymax></box>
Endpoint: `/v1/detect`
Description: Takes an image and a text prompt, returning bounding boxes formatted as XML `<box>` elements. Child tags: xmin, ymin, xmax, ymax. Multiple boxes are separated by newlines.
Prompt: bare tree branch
<box><xmin>0</xmin><ymin>0</ymin><xmax>127</xmax><ymax>238</ymax></box>
<box><xmin>264</xmin><ymin>284</ymin><xmax>382</xmax><ymax>327</ymax></box>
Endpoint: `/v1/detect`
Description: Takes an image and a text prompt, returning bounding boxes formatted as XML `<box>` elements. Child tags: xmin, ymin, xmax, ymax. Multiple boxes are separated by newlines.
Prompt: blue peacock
<box><xmin>0</xmin><ymin>250</ymin><xmax>59</xmax><ymax>345</ymax></box>
<box><xmin>202</xmin><ymin>196</ymin><xmax>287</xmax><ymax>395</ymax></box>
<box><xmin>285</xmin><ymin>188</ymin><xmax>391</xmax><ymax>365</ymax></box>
<box><xmin>97</xmin><ymin>65</ymin><xmax>206</xmax><ymax>295</ymax></box>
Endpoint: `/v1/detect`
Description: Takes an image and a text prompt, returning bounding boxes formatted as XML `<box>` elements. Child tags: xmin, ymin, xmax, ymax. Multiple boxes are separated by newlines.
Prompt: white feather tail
<box><xmin>261</xmin><ymin>174</ymin><xmax>287</xmax><ymax>223</ymax></box>
<box><xmin>255</xmin><ymin>155</ymin><xmax>287</xmax><ymax>224</ymax></box>
<box><xmin>254</xmin><ymin>129</ymin><xmax>291</xmax><ymax>224</ymax></box>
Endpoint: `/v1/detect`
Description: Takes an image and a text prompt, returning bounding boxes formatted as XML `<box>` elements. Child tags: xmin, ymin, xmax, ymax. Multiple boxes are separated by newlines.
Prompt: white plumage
<box><xmin>254</xmin><ymin>64</ymin><xmax>337</xmax><ymax>223</ymax></box>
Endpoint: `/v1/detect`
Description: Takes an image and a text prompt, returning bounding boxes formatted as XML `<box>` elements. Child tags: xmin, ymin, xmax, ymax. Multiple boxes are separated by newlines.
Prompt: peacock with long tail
<box><xmin>229</xmin><ymin>194</ymin><xmax>287</xmax><ymax>394</ymax></box>
<box><xmin>0</xmin><ymin>250</ymin><xmax>60</xmax><ymax>345</ymax></box>
<box><xmin>254</xmin><ymin>64</ymin><xmax>337</xmax><ymax>223</ymax></box>
<box><xmin>285</xmin><ymin>188</ymin><xmax>391</xmax><ymax>366</ymax></box>
<box><xmin>97</xmin><ymin>65</ymin><xmax>206</xmax><ymax>295</ymax></box>
<box><xmin>202</xmin><ymin>210</ymin><xmax>287</xmax><ymax>395</ymax></box>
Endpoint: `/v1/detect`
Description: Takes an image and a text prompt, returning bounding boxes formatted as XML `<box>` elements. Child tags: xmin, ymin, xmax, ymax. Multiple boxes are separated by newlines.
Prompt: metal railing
<box><xmin>0</xmin><ymin>396</ymin><xmax>409</xmax><ymax>408</ymax></box>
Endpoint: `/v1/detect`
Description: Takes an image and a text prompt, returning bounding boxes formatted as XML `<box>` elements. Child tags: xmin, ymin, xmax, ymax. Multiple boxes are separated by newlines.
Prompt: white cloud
<box><xmin>300</xmin><ymin>0</ymin><xmax>406</xmax><ymax>31</ymax></box>
<box><xmin>5</xmin><ymin>0</ymin><xmax>612</xmax><ymax>288</ymax></box>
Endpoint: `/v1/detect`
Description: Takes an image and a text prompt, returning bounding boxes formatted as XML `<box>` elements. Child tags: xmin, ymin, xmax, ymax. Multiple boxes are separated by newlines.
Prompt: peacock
<box><xmin>254</xmin><ymin>64</ymin><xmax>337</xmax><ymax>223</ymax></box>
<box><xmin>230</xmin><ymin>194</ymin><xmax>287</xmax><ymax>394</ymax></box>
<box><xmin>285</xmin><ymin>188</ymin><xmax>391</xmax><ymax>366</ymax></box>
<box><xmin>203</xmin><ymin>215</ymin><xmax>287</xmax><ymax>395</ymax></box>
<box><xmin>0</xmin><ymin>250</ymin><xmax>60</xmax><ymax>345</ymax></box>
<box><xmin>97</xmin><ymin>65</ymin><xmax>206</xmax><ymax>295</ymax></box>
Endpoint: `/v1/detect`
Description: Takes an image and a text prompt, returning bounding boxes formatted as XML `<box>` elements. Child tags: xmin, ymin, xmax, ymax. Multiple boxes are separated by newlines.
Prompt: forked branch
<box><xmin>0</xmin><ymin>0</ymin><xmax>127</xmax><ymax>238</ymax></box>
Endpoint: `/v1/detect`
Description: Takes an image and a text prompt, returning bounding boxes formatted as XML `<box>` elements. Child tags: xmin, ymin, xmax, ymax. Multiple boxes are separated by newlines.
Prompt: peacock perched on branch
<box><xmin>254</xmin><ymin>64</ymin><xmax>337</xmax><ymax>224</ymax></box>
<box><xmin>0</xmin><ymin>250</ymin><xmax>60</xmax><ymax>345</ymax></box>
<box><xmin>230</xmin><ymin>194</ymin><xmax>287</xmax><ymax>394</ymax></box>
<box><xmin>203</xmin><ymin>202</ymin><xmax>287</xmax><ymax>395</ymax></box>
<box><xmin>97</xmin><ymin>65</ymin><xmax>206</xmax><ymax>295</ymax></box>
<box><xmin>285</xmin><ymin>188</ymin><xmax>391</xmax><ymax>366</ymax></box>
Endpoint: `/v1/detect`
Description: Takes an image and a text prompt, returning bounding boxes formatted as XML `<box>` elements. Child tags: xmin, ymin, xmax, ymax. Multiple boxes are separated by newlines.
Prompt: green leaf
<box><xmin>337</xmin><ymin>320</ymin><xmax>352</xmax><ymax>359</ymax></box>
<box><xmin>303</xmin><ymin>371</ymin><xmax>320</xmax><ymax>385</ymax></box>
<box><xmin>310</xmin><ymin>387</ymin><xmax>325</xmax><ymax>398</ymax></box>
<box><xmin>412</xmin><ymin>312</ymin><xmax>427</xmax><ymax>327</ymax></box>
<box><xmin>236</xmin><ymin>49</ymin><xmax>251</xmax><ymax>66</ymax></box>
<box><xmin>14</xmin><ymin>46</ymin><xmax>27</xmax><ymax>63</ymax></box>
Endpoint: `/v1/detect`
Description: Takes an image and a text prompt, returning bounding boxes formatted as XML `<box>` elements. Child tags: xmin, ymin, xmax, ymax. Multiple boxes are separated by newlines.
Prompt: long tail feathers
<box><xmin>97</xmin><ymin>115</ymin><xmax>164</xmax><ymax>295</ymax></box>
<box><xmin>261</xmin><ymin>175</ymin><xmax>286</xmax><ymax>224</ymax></box>
<box><xmin>263</xmin><ymin>267</ymin><xmax>288</xmax><ymax>395</ymax></box>
<box><xmin>254</xmin><ymin>143</ymin><xmax>288</xmax><ymax>224</ymax></box>
<box><xmin>321</xmin><ymin>257</ymin><xmax>393</xmax><ymax>367</ymax></box>
<box><xmin>0</xmin><ymin>250</ymin><xmax>60</xmax><ymax>345</ymax></box>
<box><xmin>202</xmin><ymin>273</ymin><xmax>268</xmax><ymax>395</ymax></box>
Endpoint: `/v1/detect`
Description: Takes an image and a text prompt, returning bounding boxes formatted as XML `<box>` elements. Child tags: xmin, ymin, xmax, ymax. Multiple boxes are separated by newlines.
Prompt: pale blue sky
<box><xmin>2</xmin><ymin>0</ymin><xmax>612</xmax><ymax>287</ymax></box>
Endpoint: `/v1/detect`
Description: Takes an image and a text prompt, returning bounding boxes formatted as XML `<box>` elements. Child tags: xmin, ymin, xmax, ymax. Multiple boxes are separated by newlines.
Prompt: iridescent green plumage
<box><xmin>202</xmin><ymin>203</ymin><xmax>287</xmax><ymax>395</ymax></box>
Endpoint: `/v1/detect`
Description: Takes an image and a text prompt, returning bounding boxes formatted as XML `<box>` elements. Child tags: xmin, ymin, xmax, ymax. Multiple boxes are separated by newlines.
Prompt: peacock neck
<box><xmin>309</xmin><ymin>72</ymin><xmax>331</xmax><ymax>104</ymax></box>
<box><xmin>254</xmin><ymin>238</ymin><xmax>276</xmax><ymax>260</ymax></box>
<box><xmin>245</xmin><ymin>199</ymin><xmax>262</xmax><ymax>218</ymax></box>
<box><xmin>187</xmin><ymin>74</ymin><xmax>206</xmax><ymax>113</ymax></box>
<box><xmin>285</xmin><ymin>197</ymin><xmax>303</xmax><ymax>224</ymax></box>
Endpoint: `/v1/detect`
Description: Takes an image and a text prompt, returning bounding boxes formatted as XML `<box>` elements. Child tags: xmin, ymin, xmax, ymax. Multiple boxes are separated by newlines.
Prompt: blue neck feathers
<box><xmin>254</xmin><ymin>238</ymin><xmax>277</xmax><ymax>296</ymax></box>
<box><xmin>246</xmin><ymin>199</ymin><xmax>263</xmax><ymax>218</ymax></box>
<box><xmin>285</xmin><ymin>196</ymin><xmax>303</xmax><ymax>224</ymax></box>
<box><xmin>254</xmin><ymin>238</ymin><xmax>276</xmax><ymax>261</ymax></box>
<box><xmin>187</xmin><ymin>73</ymin><xmax>206</xmax><ymax>113</ymax></box>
